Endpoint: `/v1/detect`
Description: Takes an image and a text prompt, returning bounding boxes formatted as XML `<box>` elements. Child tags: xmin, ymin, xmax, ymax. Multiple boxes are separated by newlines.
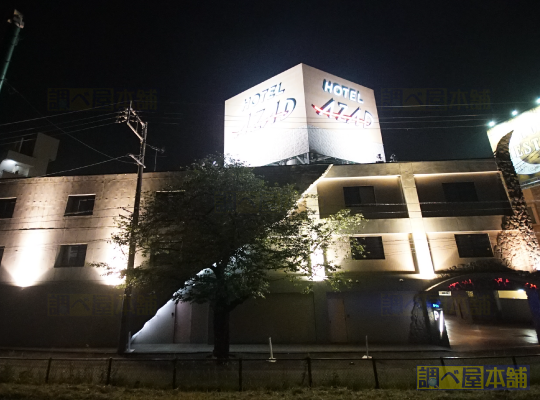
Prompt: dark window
<box><xmin>454</xmin><ymin>234</ymin><xmax>493</xmax><ymax>258</ymax></box>
<box><xmin>19</xmin><ymin>138</ymin><xmax>36</xmax><ymax>156</ymax></box>
<box><xmin>442</xmin><ymin>182</ymin><xmax>478</xmax><ymax>202</ymax></box>
<box><xmin>343</xmin><ymin>186</ymin><xmax>376</xmax><ymax>207</ymax></box>
<box><xmin>55</xmin><ymin>244</ymin><xmax>87</xmax><ymax>267</ymax></box>
<box><xmin>0</xmin><ymin>198</ymin><xmax>16</xmax><ymax>218</ymax></box>
<box><xmin>0</xmin><ymin>246</ymin><xmax>4</xmax><ymax>264</ymax></box>
<box><xmin>65</xmin><ymin>195</ymin><xmax>95</xmax><ymax>216</ymax></box>
<box><xmin>350</xmin><ymin>236</ymin><xmax>385</xmax><ymax>260</ymax></box>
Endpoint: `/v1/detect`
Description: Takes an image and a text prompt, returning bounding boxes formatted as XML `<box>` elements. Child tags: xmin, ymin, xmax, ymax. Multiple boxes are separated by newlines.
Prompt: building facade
<box><xmin>1</xmin><ymin>159</ymin><xmax>534</xmax><ymax>348</ymax></box>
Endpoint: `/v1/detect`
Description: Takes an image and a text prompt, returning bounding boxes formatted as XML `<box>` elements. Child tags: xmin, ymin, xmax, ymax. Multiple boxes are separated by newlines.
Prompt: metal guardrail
<box><xmin>0</xmin><ymin>354</ymin><xmax>539</xmax><ymax>391</ymax></box>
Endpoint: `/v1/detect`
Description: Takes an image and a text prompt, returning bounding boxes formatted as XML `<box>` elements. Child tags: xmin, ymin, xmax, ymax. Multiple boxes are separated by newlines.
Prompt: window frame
<box><xmin>0</xmin><ymin>198</ymin><xmax>16</xmax><ymax>219</ymax></box>
<box><xmin>343</xmin><ymin>186</ymin><xmax>376</xmax><ymax>207</ymax></box>
<box><xmin>454</xmin><ymin>234</ymin><xmax>494</xmax><ymax>258</ymax></box>
<box><xmin>64</xmin><ymin>195</ymin><xmax>96</xmax><ymax>217</ymax></box>
<box><xmin>55</xmin><ymin>244</ymin><xmax>88</xmax><ymax>268</ymax></box>
<box><xmin>350</xmin><ymin>236</ymin><xmax>386</xmax><ymax>260</ymax></box>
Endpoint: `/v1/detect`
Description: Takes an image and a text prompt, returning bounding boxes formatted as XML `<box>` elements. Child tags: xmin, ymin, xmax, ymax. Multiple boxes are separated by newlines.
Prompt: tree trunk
<box><xmin>212</xmin><ymin>305</ymin><xmax>230</xmax><ymax>359</ymax></box>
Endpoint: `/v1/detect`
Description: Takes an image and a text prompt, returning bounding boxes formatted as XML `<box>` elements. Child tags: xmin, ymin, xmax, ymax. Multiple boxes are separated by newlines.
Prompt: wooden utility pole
<box><xmin>117</xmin><ymin>102</ymin><xmax>147</xmax><ymax>354</ymax></box>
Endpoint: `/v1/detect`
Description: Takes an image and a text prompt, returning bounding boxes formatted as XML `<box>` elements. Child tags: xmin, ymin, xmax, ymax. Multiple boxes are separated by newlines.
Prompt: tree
<box><xmin>103</xmin><ymin>155</ymin><xmax>365</xmax><ymax>358</ymax></box>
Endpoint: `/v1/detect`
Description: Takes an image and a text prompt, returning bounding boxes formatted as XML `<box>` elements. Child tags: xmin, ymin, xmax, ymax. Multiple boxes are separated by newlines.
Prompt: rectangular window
<box><xmin>0</xmin><ymin>198</ymin><xmax>16</xmax><ymax>218</ymax></box>
<box><xmin>343</xmin><ymin>186</ymin><xmax>376</xmax><ymax>207</ymax></box>
<box><xmin>0</xmin><ymin>246</ymin><xmax>4</xmax><ymax>264</ymax></box>
<box><xmin>55</xmin><ymin>244</ymin><xmax>87</xmax><ymax>267</ymax></box>
<box><xmin>442</xmin><ymin>182</ymin><xmax>478</xmax><ymax>202</ymax></box>
<box><xmin>65</xmin><ymin>195</ymin><xmax>95</xmax><ymax>216</ymax></box>
<box><xmin>350</xmin><ymin>236</ymin><xmax>385</xmax><ymax>260</ymax></box>
<box><xmin>454</xmin><ymin>234</ymin><xmax>493</xmax><ymax>258</ymax></box>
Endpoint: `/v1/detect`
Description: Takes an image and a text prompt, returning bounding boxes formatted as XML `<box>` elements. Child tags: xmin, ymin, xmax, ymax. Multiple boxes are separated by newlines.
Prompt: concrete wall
<box><xmin>315</xmin><ymin>162</ymin><xmax>510</xmax><ymax>276</ymax></box>
<box><xmin>0</xmin><ymin>172</ymin><xmax>182</xmax><ymax>287</ymax></box>
<box><xmin>326</xmin><ymin>291</ymin><xmax>418</xmax><ymax>344</ymax></box>
<box><xmin>428</xmin><ymin>231</ymin><xmax>499</xmax><ymax>271</ymax></box>
<box><xmin>229</xmin><ymin>293</ymin><xmax>317</xmax><ymax>344</ymax></box>
<box><xmin>317</xmin><ymin>176</ymin><xmax>406</xmax><ymax>219</ymax></box>
<box><xmin>0</xmin><ymin>172</ymin><xmax>180</xmax><ymax>347</ymax></box>
<box><xmin>500</xmin><ymin>299</ymin><xmax>533</xmax><ymax>323</ymax></box>
<box><xmin>329</xmin><ymin>233</ymin><xmax>416</xmax><ymax>273</ymax></box>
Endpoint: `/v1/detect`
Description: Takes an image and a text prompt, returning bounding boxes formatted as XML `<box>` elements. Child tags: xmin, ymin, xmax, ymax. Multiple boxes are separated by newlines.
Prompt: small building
<box><xmin>0</xmin><ymin>133</ymin><xmax>59</xmax><ymax>179</ymax></box>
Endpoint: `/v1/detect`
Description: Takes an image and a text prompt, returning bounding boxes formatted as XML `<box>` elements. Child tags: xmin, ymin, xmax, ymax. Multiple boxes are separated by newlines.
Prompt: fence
<box><xmin>0</xmin><ymin>354</ymin><xmax>539</xmax><ymax>391</ymax></box>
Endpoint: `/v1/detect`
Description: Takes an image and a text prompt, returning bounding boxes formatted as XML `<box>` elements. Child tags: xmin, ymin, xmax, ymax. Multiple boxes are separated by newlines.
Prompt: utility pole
<box><xmin>0</xmin><ymin>10</ymin><xmax>24</xmax><ymax>95</ymax></box>
<box><xmin>117</xmin><ymin>102</ymin><xmax>147</xmax><ymax>354</ymax></box>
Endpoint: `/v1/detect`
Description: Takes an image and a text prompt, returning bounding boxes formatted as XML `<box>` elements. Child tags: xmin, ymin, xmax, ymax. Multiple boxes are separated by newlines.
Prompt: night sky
<box><xmin>0</xmin><ymin>1</ymin><xmax>539</xmax><ymax>175</ymax></box>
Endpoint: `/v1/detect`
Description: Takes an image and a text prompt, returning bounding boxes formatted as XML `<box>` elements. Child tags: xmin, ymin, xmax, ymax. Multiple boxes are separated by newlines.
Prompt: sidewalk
<box><xmin>1</xmin><ymin>342</ymin><xmax>539</xmax><ymax>359</ymax></box>
<box><xmin>131</xmin><ymin>343</ymin><xmax>449</xmax><ymax>355</ymax></box>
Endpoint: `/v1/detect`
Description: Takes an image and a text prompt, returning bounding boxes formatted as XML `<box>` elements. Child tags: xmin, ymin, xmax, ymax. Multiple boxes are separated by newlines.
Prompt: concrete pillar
<box><xmin>399</xmin><ymin>163</ymin><xmax>435</xmax><ymax>277</ymax></box>
<box><xmin>451</xmin><ymin>291</ymin><xmax>473</xmax><ymax>323</ymax></box>
<box><xmin>526</xmin><ymin>288</ymin><xmax>540</xmax><ymax>343</ymax></box>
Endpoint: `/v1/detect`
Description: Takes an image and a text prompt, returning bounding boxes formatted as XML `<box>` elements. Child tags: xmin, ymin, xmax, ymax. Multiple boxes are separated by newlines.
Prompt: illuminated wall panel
<box><xmin>224</xmin><ymin>64</ymin><xmax>385</xmax><ymax>166</ymax></box>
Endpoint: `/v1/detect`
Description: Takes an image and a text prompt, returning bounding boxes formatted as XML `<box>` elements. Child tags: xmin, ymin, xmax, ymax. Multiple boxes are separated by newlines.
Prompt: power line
<box><xmin>0</xmin><ymin>122</ymin><xmax>121</xmax><ymax>148</ymax></box>
<box><xmin>4</xmin><ymin>81</ymin><xmax>132</xmax><ymax>163</ymax></box>
<box><xmin>0</xmin><ymin>98</ymin><xmax>148</xmax><ymax>127</ymax></box>
<box><xmin>0</xmin><ymin>154</ymin><xmax>132</xmax><ymax>184</ymax></box>
<box><xmin>0</xmin><ymin>116</ymin><xmax>119</xmax><ymax>144</ymax></box>
<box><xmin>0</xmin><ymin>111</ymin><xmax>121</xmax><ymax>137</ymax></box>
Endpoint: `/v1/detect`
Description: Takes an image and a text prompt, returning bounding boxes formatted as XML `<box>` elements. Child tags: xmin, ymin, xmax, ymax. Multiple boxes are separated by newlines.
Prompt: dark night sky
<box><xmin>0</xmin><ymin>1</ymin><xmax>539</xmax><ymax>175</ymax></box>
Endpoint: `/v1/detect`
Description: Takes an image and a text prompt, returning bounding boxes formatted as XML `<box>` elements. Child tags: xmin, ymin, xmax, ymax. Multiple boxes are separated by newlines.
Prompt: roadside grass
<box><xmin>0</xmin><ymin>384</ymin><xmax>539</xmax><ymax>400</ymax></box>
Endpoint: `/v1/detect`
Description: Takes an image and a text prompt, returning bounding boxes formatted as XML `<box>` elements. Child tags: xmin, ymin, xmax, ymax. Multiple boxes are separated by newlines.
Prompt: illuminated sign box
<box><xmin>224</xmin><ymin>64</ymin><xmax>385</xmax><ymax>166</ymax></box>
<box><xmin>487</xmin><ymin>105</ymin><xmax>540</xmax><ymax>186</ymax></box>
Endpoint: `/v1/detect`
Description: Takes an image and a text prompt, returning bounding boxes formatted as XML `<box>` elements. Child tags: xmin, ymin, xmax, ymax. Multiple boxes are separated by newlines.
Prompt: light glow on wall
<box><xmin>310</xmin><ymin>247</ymin><xmax>326</xmax><ymax>281</ymax></box>
<box><xmin>10</xmin><ymin>231</ymin><xmax>49</xmax><ymax>287</ymax></box>
<box><xmin>412</xmin><ymin>232</ymin><xmax>436</xmax><ymax>279</ymax></box>
<box><xmin>100</xmin><ymin>241</ymin><xmax>127</xmax><ymax>286</ymax></box>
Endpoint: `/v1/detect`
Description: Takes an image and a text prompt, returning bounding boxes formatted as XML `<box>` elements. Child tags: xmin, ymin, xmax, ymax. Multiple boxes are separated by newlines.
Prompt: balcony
<box><xmin>347</xmin><ymin>202</ymin><xmax>409</xmax><ymax>219</ymax></box>
<box><xmin>419</xmin><ymin>200</ymin><xmax>512</xmax><ymax>217</ymax></box>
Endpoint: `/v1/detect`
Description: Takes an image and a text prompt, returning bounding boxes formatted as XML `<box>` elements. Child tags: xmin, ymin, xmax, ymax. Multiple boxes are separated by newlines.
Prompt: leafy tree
<box><xmin>104</xmin><ymin>155</ymin><xmax>365</xmax><ymax>358</ymax></box>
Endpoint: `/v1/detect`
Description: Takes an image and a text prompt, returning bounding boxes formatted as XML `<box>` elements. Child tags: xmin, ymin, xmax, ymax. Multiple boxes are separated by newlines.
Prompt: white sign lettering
<box><xmin>242</xmin><ymin>83</ymin><xmax>285</xmax><ymax>112</ymax></box>
<box><xmin>323</xmin><ymin>79</ymin><xmax>363</xmax><ymax>103</ymax></box>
